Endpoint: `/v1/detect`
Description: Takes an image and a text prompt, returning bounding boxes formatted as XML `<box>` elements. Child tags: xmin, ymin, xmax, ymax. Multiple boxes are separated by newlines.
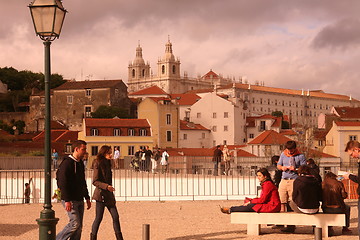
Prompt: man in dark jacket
<box><xmin>144</xmin><ymin>146</ymin><xmax>153</xmax><ymax>172</ymax></box>
<box><xmin>343</xmin><ymin>140</ymin><xmax>360</xmax><ymax>238</ymax></box>
<box><xmin>212</xmin><ymin>145</ymin><xmax>223</xmax><ymax>176</ymax></box>
<box><xmin>56</xmin><ymin>140</ymin><xmax>91</xmax><ymax>240</ymax></box>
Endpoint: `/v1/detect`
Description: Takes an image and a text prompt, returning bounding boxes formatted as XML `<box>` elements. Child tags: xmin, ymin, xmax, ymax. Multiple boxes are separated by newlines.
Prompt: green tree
<box><xmin>91</xmin><ymin>105</ymin><xmax>131</xmax><ymax>119</ymax></box>
<box><xmin>271</xmin><ymin>111</ymin><xmax>283</xmax><ymax>117</ymax></box>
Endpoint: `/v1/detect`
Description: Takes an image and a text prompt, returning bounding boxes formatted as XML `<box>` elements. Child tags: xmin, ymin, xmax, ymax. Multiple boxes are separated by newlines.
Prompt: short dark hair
<box><xmin>345</xmin><ymin>140</ymin><xmax>360</xmax><ymax>152</ymax></box>
<box><xmin>271</xmin><ymin>155</ymin><xmax>280</xmax><ymax>164</ymax></box>
<box><xmin>72</xmin><ymin>140</ymin><xmax>87</xmax><ymax>152</ymax></box>
<box><xmin>306</xmin><ymin>158</ymin><xmax>315</xmax><ymax>165</ymax></box>
<box><xmin>285</xmin><ymin>140</ymin><xmax>297</xmax><ymax>150</ymax></box>
<box><xmin>298</xmin><ymin>165</ymin><xmax>311</xmax><ymax>175</ymax></box>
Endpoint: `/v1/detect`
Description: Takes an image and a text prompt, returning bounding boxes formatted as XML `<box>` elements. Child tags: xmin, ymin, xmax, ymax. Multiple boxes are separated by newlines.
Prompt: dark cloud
<box><xmin>312</xmin><ymin>18</ymin><xmax>360</xmax><ymax>50</ymax></box>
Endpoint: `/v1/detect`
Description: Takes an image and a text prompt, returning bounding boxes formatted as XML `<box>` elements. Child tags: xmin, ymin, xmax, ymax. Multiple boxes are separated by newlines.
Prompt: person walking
<box><xmin>56</xmin><ymin>140</ymin><xmax>91</xmax><ymax>240</ymax></box>
<box><xmin>212</xmin><ymin>145</ymin><xmax>223</xmax><ymax>176</ymax></box>
<box><xmin>90</xmin><ymin>145</ymin><xmax>124</xmax><ymax>240</ymax></box>
<box><xmin>343</xmin><ymin>140</ymin><xmax>360</xmax><ymax>238</ymax></box>
<box><xmin>113</xmin><ymin>146</ymin><xmax>120</xmax><ymax>169</ymax></box>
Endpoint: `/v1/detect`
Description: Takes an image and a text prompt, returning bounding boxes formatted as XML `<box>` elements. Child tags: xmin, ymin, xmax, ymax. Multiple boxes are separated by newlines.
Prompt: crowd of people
<box><xmin>221</xmin><ymin>140</ymin><xmax>359</xmax><ymax>237</ymax></box>
<box><xmin>130</xmin><ymin>147</ymin><xmax>169</xmax><ymax>173</ymax></box>
<box><xmin>50</xmin><ymin>139</ymin><xmax>360</xmax><ymax>239</ymax></box>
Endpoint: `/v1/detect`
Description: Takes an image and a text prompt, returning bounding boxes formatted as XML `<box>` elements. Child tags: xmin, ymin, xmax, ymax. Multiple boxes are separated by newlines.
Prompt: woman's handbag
<box><xmin>100</xmin><ymin>189</ymin><xmax>116</xmax><ymax>208</ymax></box>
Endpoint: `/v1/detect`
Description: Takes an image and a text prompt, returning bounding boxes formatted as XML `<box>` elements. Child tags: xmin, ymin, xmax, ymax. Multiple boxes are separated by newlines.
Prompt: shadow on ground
<box><xmin>166</xmin><ymin>230</ymin><xmax>246</xmax><ymax>240</ymax></box>
<box><xmin>0</xmin><ymin>224</ymin><xmax>37</xmax><ymax>236</ymax></box>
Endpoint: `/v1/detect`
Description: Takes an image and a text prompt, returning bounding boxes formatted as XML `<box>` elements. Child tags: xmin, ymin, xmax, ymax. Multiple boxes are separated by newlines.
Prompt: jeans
<box><xmin>56</xmin><ymin>200</ymin><xmax>84</xmax><ymax>240</ymax></box>
<box><xmin>92</xmin><ymin>201</ymin><xmax>121</xmax><ymax>235</ymax></box>
<box><xmin>53</xmin><ymin>159</ymin><xmax>58</xmax><ymax>170</ymax></box>
<box><xmin>322</xmin><ymin>205</ymin><xmax>350</xmax><ymax>228</ymax></box>
<box><xmin>213</xmin><ymin>162</ymin><xmax>219</xmax><ymax>176</ymax></box>
<box><xmin>230</xmin><ymin>203</ymin><xmax>256</xmax><ymax>212</ymax></box>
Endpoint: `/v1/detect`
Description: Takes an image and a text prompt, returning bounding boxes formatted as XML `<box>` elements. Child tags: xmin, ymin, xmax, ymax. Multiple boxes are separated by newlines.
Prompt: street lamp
<box><xmin>28</xmin><ymin>0</ymin><xmax>66</xmax><ymax>239</ymax></box>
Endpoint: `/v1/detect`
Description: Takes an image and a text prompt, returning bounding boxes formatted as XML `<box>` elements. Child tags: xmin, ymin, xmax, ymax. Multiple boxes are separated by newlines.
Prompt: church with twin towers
<box><xmin>127</xmin><ymin>39</ymin><xmax>232</xmax><ymax>94</ymax></box>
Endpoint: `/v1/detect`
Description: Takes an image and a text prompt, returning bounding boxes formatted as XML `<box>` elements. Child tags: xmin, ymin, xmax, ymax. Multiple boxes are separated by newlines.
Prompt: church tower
<box><xmin>157</xmin><ymin>38</ymin><xmax>180</xmax><ymax>79</ymax></box>
<box><xmin>128</xmin><ymin>43</ymin><xmax>150</xmax><ymax>84</ymax></box>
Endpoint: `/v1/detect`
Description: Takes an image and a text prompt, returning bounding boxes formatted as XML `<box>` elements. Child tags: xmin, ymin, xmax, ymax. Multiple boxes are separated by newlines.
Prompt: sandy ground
<box><xmin>0</xmin><ymin>200</ymin><xmax>359</xmax><ymax>240</ymax></box>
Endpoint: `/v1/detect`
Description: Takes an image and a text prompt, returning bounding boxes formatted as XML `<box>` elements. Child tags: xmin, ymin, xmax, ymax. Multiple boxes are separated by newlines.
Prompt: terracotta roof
<box><xmin>32</xmin><ymin>130</ymin><xmax>78</xmax><ymax>142</ymax></box>
<box><xmin>335</xmin><ymin>121</ymin><xmax>360</xmax><ymax>126</ymax></box>
<box><xmin>180</xmin><ymin>120</ymin><xmax>209</xmax><ymax>131</ymax></box>
<box><xmin>85</xmin><ymin>118</ymin><xmax>150</xmax><ymax>128</ymax></box>
<box><xmin>129</xmin><ymin>85</ymin><xmax>168</xmax><ymax>96</ymax></box>
<box><xmin>313</xmin><ymin>129</ymin><xmax>328</xmax><ymax>140</ymax></box>
<box><xmin>185</xmin><ymin>88</ymin><xmax>214</xmax><ymax>94</ymax></box>
<box><xmin>228</xmin><ymin>83</ymin><xmax>357</xmax><ymax>101</ymax></box>
<box><xmin>271</xmin><ymin>117</ymin><xmax>282</xmax><ymax>128</ymax></box>
<box><xmin>248</xmin><ymin>130</ymin><xmax>292</xmax><ymax>145</ymax></box>
<box><xmin>202</xmin><ymin>70</ymin><xmax>219</xmax><ymax>79</ymax></box>
<box><xmin>169</xmin><ymin>94</ymin><xmax>201</xmax><ymax>105</ymax></box>
<box><xmin>147</xmin><ymin>97</ymin><xmax>172</xmax><ymax>103</ymax></box>
<box><xmin>279</xmin><ymin>129</ymin><xmax>298</xmax><ymax>136</ymax></box>
<box><xmin>55</xmin><ymin>80</ymin><xmax>124</xmax><ymax>90</ymax></box>
<box><xmin>333</xmin><ymin>107</ymin><xmax>360</xmax><ymax>119</ymax></box>
<box><xmin>51</xmin><ymin>121</ymin><xmax>68</xmax><ymax>130</ymax></box>
<box><xmin>308</xmin><ymin>149</ymin><xmax>337</xmax><ymax>158</ymax></box>
<box><xmin>0</xmin><ymin>129</ymin><xmax>12</xmax><ymax>137</ymax></box>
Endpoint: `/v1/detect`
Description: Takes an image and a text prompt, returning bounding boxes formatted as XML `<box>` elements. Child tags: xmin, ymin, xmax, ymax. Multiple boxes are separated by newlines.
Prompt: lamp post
<box><xmin>28</xmin><ymin>1</ymin><xmax>66</xmax><ymax>239</ymax></box>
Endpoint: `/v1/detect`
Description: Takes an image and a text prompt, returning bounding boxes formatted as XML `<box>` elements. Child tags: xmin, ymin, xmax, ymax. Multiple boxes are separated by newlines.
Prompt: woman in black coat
<box><xmin>90</xmin><ymin>145</ymin><xmax>124</xmax><ymax>240</ymax></box>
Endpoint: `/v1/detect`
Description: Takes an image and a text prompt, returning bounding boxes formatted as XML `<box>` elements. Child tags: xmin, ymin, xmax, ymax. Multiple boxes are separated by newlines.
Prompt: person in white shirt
<box><xmin>113</xmin><ymin>147</ymin><xmax>120</xmax><ymax>169</ymax></box>
<box><xmin>160</xmin><ymin>150</ymin><xmax>169</xmax><ymax>173</ymax></box>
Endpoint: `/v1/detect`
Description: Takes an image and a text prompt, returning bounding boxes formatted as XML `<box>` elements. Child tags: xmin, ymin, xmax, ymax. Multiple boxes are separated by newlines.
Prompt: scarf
<box><xmin>283</xmin><ymin>148</ymin><xmax>301</xmax><ymax>157</ymax></box>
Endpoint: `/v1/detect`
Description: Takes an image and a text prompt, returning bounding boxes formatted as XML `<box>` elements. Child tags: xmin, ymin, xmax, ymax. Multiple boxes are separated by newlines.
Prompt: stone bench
<box><xmin>231</xmin><ymin>212</ymin><xmax>345</xmax><ymax>238</ymax></box>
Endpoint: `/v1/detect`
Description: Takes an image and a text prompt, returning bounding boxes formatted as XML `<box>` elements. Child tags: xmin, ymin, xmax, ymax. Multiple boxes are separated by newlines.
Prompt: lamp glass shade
<box><xmin>29</xmin><ymin>0</ymin><xmax>66</xmax><ymax>40</ymax></box>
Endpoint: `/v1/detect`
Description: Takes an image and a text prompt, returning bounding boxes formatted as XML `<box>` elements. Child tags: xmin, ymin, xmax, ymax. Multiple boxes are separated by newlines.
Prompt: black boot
<box><xmin>90</xmin><ymin>233</ymin><xmax>97</xmax><ymax>240</ymax></box>
<box><xmin>116</xmin><ymin>232</ymin><xmax>124</xmax><ymax>240</ymax></box>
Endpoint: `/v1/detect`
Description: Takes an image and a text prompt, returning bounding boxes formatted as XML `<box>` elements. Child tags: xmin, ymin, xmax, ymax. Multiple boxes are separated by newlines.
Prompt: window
<box><xmin>197</xmin><ymin>113</ymin><xmax>201</xmax><ymax>118</ymax></box>
<box><xmin>249</xmin><ymin>133</ymin><xmax>254</xmax><ymax>138</ymax></box>
<box><xmin>128</xmin><ymin>146</ymin><xmax>135</xmax><ymax>155</ymax></box>
<box><xmin>318</xmin><ymin>140</ymin><xmax>323</xmax><ymax>146</ymax></box>
<box><xmin>85</xmin><ymin>106</ymin><xmax>92</xmax><ymax>118</ymax></box>
<box><xmin>139</xmin><ymin>129</ymin><xmax>147</xmax><ymax>136</ymax></box>
<box><xmin>113</xmin><ymin>128</ymin><xmax>121</xmax><ymax>136</ymax></box>
<box><xmin>282</xmin><ymin>100</ymin><xmax>284</xmax><ymax>106</ymax></box>
<box><xmin>128</xmin><ymin>128</ymin><xmax>135</xmax><ymax>136</ymax></box>
<box><xmin>274</xmin><ymin>99</ymin><xmax>277</xmax><ymax>105</ymax></box>
<box><xmin>172</xmin><ymin>65</ymin><xmax>176</xmax><ymax>74</ymax></box>
<box><xmin>90</xmin><ymin>128</ymin><xmax>99</xmax><ymax>136</ymax></box>
<box><xmin>268</xmin><ymin>99</ymin><xmax>270</xmax><ymax>104</ymax></box>
<box><xmin>162</xmin><ymin>65</ymin><xmax>165</xmax><ymax>74</ymax></box>
<box><xmin>132</xmin><ymin>69</ymin><xmax>135</xmax><ymax>77</ymax></box>
<box><xmin>350</xmin><ymin>135</ymin><xmax>358</xmax><ymax>141</ymax></box>
<box><xmin>91</xmin><ymin>146</ymin><xmax>98</xmax><ymax>156</ymax></box>
<box><xmin>202</xmin><ymin>133</ymin><xmax>206</xmax><ymax>139</ymax></box>
<box><xmin>259</xmin><ymin>121</ymin><xmax>266</xmax><ymax>131</ymax></box>
<box><xmin>224</xmin><ymin>125</ymin><xmax>228</xmax><ymax>131</ymax></box>
<box><xmin>223</xmin><ymin>140</ymin><xmax>227</xmax><ymax>145</ymax></box>
<box><xmin>166</xmin><ymin>130</ymin><xmax>172</xmax><ymax>142</ymax></box>
<box><xmin>212</xmin><ymin>126</ymin><xmax>217</xmax><ymax>132</ymax></box>
<box><xmin>260</xmin><ymin>98</ymin><xmax>263</xmax><ymax>104</ymax></box>
<box><xmin>296</xmin><ymin>102</ymin><xmax>298</xmax><ymax>107</ymax></box>
<box><xmin>67</xmin><ymin>96</ymin><xmax>73</xmax><ymax>104</ymax></box>
<box><xmin>85</xmin><ymin>89</ymin><xmax>91</xmax><ymax>97</ymax></box>
<box><xmin>212</xmin><ymin>112</ymin><xmax>217</xmax><ymax>118</ymax></box>
<box><xmin>183</xmin><ymin>134</ymin><xmax>187</xmax><ymax>140</ymax></box>
<box><xmin>142</xmin><ymin>69</ymin><xmax>145</xmax><ymax>77</ymax></box>
<box><xmin>166</xmin><ymin>114</ymin><xmax>171</xmax><ymax>125</ymax></box>
<box><xmin>224</xmin><ymin>112</ymin><xmax>229</xmax><ymax>118</ymax></box>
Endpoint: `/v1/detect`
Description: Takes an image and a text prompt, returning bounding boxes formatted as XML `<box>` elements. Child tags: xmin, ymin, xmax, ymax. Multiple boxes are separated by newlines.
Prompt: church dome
<box><xmin>162</xmin><ymin>40</ymin><xmax>175</xmax><ymax>61</ymax></box>
<box><xmin>133</xmin><ymin>44</ymin><xmax>145</xmax><ymax>65</ymax></box>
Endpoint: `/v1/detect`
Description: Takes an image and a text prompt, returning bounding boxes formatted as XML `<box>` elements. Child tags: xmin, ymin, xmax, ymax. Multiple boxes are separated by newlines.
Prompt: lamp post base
<box><xmin>36</xmin><ymin>208</ymin><xmax>59</xmax><ymax>240</ymax></box>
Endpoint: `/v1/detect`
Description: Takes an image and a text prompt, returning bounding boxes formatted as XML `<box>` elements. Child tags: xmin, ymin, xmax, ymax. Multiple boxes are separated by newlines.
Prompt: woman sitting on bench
<box><xmin>220</xmin><ymin>168</ymin><xmax>281</xmax><ymax>213</ymax></box>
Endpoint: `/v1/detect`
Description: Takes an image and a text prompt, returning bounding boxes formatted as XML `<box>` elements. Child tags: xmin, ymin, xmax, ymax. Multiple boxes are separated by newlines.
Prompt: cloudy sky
<box><xmin>1</xmin><ymin>1</ymin><xmax>360</xmax><ymax>99</ymax></box>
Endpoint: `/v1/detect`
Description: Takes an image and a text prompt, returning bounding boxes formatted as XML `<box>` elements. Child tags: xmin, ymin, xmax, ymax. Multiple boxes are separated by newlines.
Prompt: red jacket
<box><xmin>251</xmin><ymin>180</ymin><xmax>281</xmax><ymax>213</ymax></box>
